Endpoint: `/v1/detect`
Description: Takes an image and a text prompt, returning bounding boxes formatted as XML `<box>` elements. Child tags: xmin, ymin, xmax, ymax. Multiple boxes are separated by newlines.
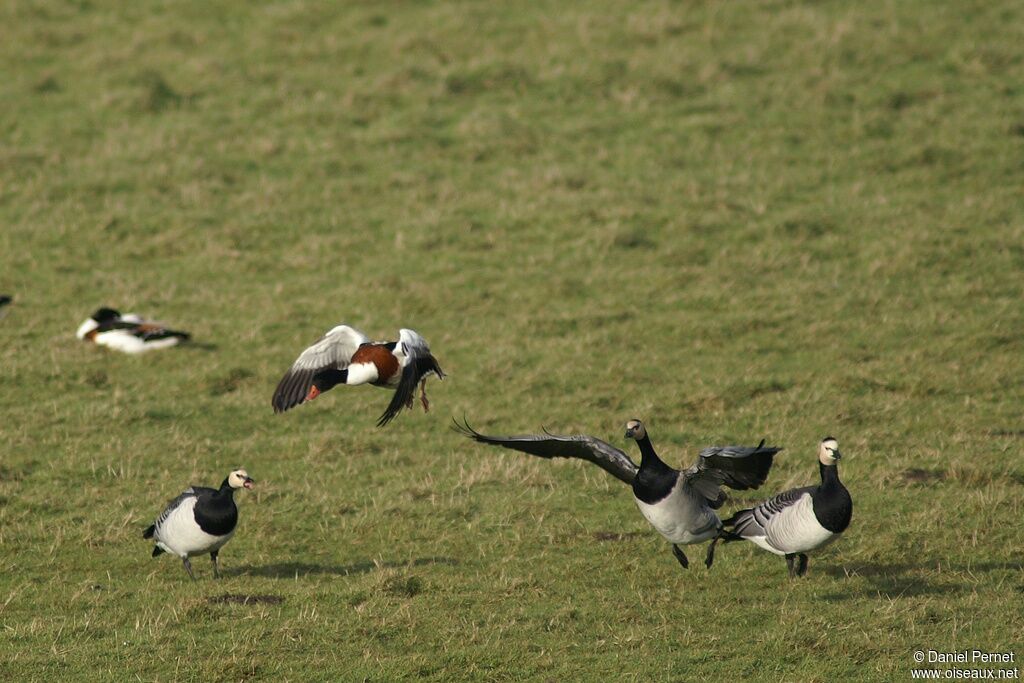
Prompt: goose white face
<box><xmin>76</xmin><ymin>318</ymin><xmax>99</xmax><ymax>339</ymax></box>
<box><xmin>818</xmin><ymin>437</ymin><xmax>841</xmax><ymax>465</ymax></box>
<box><xmin>228</xmin><ymin>469</ymin><xmax>255</xmax><ymax>489</ymax></box>
<box><xmin>624</xmin><ymin>419</ymin><xmax>647</xmax><ymax>440</ymax></box>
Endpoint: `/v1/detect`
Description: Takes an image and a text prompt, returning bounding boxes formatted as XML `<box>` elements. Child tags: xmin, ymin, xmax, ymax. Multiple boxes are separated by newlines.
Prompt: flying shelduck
<box><xmin>272</xmin><ymin>325</ymin><xmax>444</xmax><ymax>427</ymax></box>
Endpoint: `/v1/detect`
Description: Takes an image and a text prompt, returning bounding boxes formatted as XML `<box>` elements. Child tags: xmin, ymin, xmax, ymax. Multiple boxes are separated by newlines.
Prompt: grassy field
<box><xmin>1</xmin><ymin>0</ymin><xmax>1022</xmax><ymax>680</ymax></box>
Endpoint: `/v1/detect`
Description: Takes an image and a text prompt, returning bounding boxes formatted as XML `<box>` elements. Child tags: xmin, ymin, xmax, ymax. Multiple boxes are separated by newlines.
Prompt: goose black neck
<box><xmin>216</xmin><ymin>478</ymin><xmax>237</xmax><ymax>499</ymax></box>
<box><xmin>636</xmin><ymin>434</ymin><xmax>670</xmax><ymax>471</ymax></box>
<box><xmin>819</xmin><ymin>461</ymin><xmax>841</xmax><ymax>488</ymax></box>
<box><xmin>632</xmin><ymin>433</ymin><xmax>678</xmax><ymax>503</ymax></box>
<box><xmin>813</xmin><ymin>461</ymin><xmax>852</xmax><ymax>533</ymax></box>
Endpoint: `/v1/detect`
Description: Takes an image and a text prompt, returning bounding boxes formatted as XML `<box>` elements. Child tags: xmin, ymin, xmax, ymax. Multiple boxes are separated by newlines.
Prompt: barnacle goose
<box><xmin>143</xmin><ymin>469</ymin><xmax>254</xmax><ymax>580</ymax></box>
<box><xmin>272</xmin><ymin>325</ymin><xmax>445</xmax><ymax>427</ymax></box>
<box><xmin>76</xmin><ymin>307</ymin><xmax>190</xmax><ymax>353</ymax></box>
<box><xmin>455</xmin><ymin>418</ymin><xmax>780</xmax><ymax>571</ymax></box>
<box><xmin>705</xmin><ymin>437</ymin><xmax>852</xmax><ymax>577</ymax></box>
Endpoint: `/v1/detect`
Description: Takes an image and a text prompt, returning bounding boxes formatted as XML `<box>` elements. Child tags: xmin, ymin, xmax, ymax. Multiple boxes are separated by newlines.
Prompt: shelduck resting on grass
<box><xmin>705</xmin><ymin>436</ymin><xmax>852</xmax><ymax>577</ymax></box>
<box><xmin>455</xmin><ymin>418</ymin><xmax>780</xmax><ymax>571</ymax></box>
<box><xmin>272</xmin><ymin>324</ymin><xmax>445</xmax><ymax>427</ymax></box>
<box><xmin>144</xmin><ymin>469</ymin><xmax>255</xmax><ymax>580</ymax></box>
<box><xmin>76</xmin><ymin>307</ymin><xmax>190</xmax><ymax>353</ymax></box>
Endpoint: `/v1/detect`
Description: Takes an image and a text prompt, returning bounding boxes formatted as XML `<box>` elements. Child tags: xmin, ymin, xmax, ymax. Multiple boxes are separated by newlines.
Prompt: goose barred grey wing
<box><xmin>272</xmin><ymin>324</ymin><xmax>370</xmax><ymax>413</ymax></box>
<box><xmin>144</xmin><ymin>486</ymin><xmax>206</xmax><ymax>538</ymax></box>
<box><xmin>723</xmin><ymin>485</ymin><xmax>815</xmax><ymax>539</ymax></box>
<box><xmin>681</xmin><ymin>440</ymin><xmax>781</xmax><ymax>506</ymax></box>
<box><xmin>453</xmin><ymin>419</ymin><xmax>638</xmax><ymax>485</ymax></box>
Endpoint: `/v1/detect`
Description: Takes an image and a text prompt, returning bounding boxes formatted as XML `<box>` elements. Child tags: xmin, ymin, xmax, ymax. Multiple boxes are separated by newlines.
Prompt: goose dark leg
<box><xmin>672</xmin><ymin>544</ymin><xmax>690</xmax><ymax>570</ymax></box>
<box><xmin>705</xmin><ymin>537</ymin><xmax>721</xmax><ymax>569</ymax></box>
<box><xmin>785</xmin><ymin>553</ymin><xmax>798</xmax><ymax>578</ymax></box>
<box><xmin>211</xmin><ymin>551</ymin><xmax>220</xmax><ymax>579</ymax></box>
<box><xmin>182</xmin><ymin>557</ymin><xmax>196</xmax><ymax>581</ymax></box>
<box><xmin>419</xmin><ymin>378</ymin><xmax>430</xmax><ymax>412</ymax></box>
<box><xmin>796</xmin><ymin>553</ymin><xmax>809</xmax><ymax>577</ymax></box>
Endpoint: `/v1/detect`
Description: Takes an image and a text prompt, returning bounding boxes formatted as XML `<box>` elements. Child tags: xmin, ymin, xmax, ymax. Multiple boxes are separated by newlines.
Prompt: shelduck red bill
<box><xmin>305</xmin><ymin>386</ymin><xmax>321</xmax><ymax>401</ymax></box>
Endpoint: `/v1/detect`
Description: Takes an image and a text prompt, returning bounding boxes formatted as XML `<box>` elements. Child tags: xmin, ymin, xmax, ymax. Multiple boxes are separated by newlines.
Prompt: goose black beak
<box><xmin>243</xmin><ymin>477</ymin><xmax>255</xmax><ymax>489</ymax></box>
<box><xmin>832</xmin><ymin>450</ymin><xmax>842</xmax><ymax>460</ymax></box>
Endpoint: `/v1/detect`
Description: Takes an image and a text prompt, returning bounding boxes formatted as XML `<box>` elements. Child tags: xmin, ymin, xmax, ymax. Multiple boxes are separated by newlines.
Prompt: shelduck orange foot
<box><xmin>272</xmin><ymin>324</ymin><xmax>445</xmax><ymax>427</ymax></box>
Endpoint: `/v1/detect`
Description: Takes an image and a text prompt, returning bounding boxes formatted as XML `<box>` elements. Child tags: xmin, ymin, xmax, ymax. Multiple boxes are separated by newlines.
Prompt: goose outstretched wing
<box><xmin>682</xmin><ymin>440</ymin><xmax>781</xmax><ymax>506</ymax></box>
<box><xmin>453</xmin><ymin>419</ymin><xmax>638</xmax><ymax>485</ymax></box>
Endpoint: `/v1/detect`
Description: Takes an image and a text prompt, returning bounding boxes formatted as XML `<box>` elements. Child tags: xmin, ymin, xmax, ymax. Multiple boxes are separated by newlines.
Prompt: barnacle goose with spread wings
<box><xmin>455</xmin><ymin>418</ymin><xmax>780</xmax><ymax>570</ymax></box>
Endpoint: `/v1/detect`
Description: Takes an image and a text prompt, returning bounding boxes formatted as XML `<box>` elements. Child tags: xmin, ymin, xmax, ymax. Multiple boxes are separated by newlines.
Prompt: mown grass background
<box><xmin>1</xmin><ymin>0</ymin><xmax>1022</xmax><ymax>680</ymax></box>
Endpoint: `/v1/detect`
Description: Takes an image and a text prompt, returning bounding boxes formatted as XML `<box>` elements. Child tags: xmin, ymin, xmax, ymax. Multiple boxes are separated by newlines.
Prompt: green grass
<box><xmin>2</xmin><ymin>0</ymin><xmax>1023</xmax><ymax>680</ymax></box>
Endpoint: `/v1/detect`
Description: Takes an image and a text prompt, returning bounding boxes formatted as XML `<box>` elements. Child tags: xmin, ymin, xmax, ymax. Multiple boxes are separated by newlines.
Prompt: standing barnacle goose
<box><xmin>143</xmin><ymin>469</ymin><xmax>255</xmax><ymax>580</ymax></box>
<box><xmin>76</xmin><ymin>307</ymin><xmax>190</xmax><ymax>353</ymax></box>
<box><xmin>455</xmin><ymin>418</ymin><xmax>780</xmax><ymax>570</ymax></box>
<box><xmin>272</xmin><ymin>324</ymin><xmax>445</xmax><ymax>427</ymax></box>
<box><xmin>705</xmin><ymin>437</ymin><xmax>852</xmax><ymax>577</ymax></box>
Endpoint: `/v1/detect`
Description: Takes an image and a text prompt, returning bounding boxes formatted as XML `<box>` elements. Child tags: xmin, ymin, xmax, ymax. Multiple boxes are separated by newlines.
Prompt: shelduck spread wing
<box><xmin>376</xmin><ymin>328</ymin><xmax>445</xmax><ymax>427</ymax></box>
<box><xmin>272</xmin><ymin>324</ymin><xmax>370</xmax><ymax>413</ymax></box>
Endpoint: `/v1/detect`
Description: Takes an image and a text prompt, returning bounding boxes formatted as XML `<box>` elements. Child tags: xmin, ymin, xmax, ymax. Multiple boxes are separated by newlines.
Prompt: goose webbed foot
<box><xmin>182</xmin><ymin>557</ymin><xmax>196</xmax><ymax>581</ymax></box>
<box><xmin>672</xmin><ymin>544</ymin><xmax>690</xmax><ymax>570</ymax></box>
<box><xmin>211</xmin><ymin>551</ymin><xmax>220</xmax><ymax>579</ymax></box>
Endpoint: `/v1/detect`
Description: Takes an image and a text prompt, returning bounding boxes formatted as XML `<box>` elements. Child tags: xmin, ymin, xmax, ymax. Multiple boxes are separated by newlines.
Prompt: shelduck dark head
<box><xmin>227</xmin><ymin>468</ymin><xmax>255</xmax><ymax>490</ymax></box>
<box><xmin>624</xmin><ymin>419</ymin><xmax>647</xmax><ymax>441</ymax></box>
<box><xmin>75</xmin><ymin>307</ymin><xmax>123</xmax><ymax>339</ymax></box>
<box><xmin>818</xmin><ymin>437</ymin><xmax>841</xmax><ymax>465</ymax></box>
<box><xmin>306</xmin><ymin>367</ymin><xmax>347</xmax><ymax>402</ymax></box>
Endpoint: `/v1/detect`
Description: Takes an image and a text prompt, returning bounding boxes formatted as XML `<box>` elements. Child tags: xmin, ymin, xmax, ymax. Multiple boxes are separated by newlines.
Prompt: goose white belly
<box><xmin>756</xmin><ymin>495</ymin><xmax>838</xmax><ymax>555</ymax></box>
<box><xmin>154</xmin><ymin>497</ymin><xmax>234</xmax><ymax>558</ymax></box>
<box><xmin>634</xmin><ymin>480</ymin><xmax>721</xmax><ymax>545</ymax></box>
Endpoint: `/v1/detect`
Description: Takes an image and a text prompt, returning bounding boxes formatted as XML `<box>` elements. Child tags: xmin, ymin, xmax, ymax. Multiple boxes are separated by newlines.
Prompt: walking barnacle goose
<box><xmin>143</xmin><ymin>469</ymin><xmax>255</xmax><ymax>580</ymax></box>
<box><xmin>706</xmin><ymin>437</ymin><xmax>852</xmax><ymax>577</ymax></box>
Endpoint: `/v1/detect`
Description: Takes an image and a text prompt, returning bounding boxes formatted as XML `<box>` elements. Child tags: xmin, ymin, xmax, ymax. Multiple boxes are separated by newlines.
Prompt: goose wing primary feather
<box><xmin>681</xmin><ymin>440</ymin><xmax>781</xmax><ymax>506</ymax></box>
<box><xmin>272</xmin><ymin>324</ymin><xmax>370</xmax><ymax>413</ymax></box>
<box><xmin>453</xmin><ymin>419</ymin><xmax>638</xmax><ymax>485</ymax></box>
<box><xmin>377</xmin><ymin>329</ymin><xmax>445</xmax><ymax>427</ymax></box>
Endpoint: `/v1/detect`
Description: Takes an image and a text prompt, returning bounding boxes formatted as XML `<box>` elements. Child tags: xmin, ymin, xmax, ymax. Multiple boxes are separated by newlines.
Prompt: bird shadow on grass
<box><xmin>223</xmin><ymin>556</ymin><xmax>459</xmax><ymax>579</ymax></box>
<box><xmin>817</xmin><ymin>560</ymin><xmax>1023</xmax><ymax>600</ymax></box>
<box><xmin>182</xmin><ymin>342</ymin><xmax>219</xmax><ymax>352</ymax></box>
